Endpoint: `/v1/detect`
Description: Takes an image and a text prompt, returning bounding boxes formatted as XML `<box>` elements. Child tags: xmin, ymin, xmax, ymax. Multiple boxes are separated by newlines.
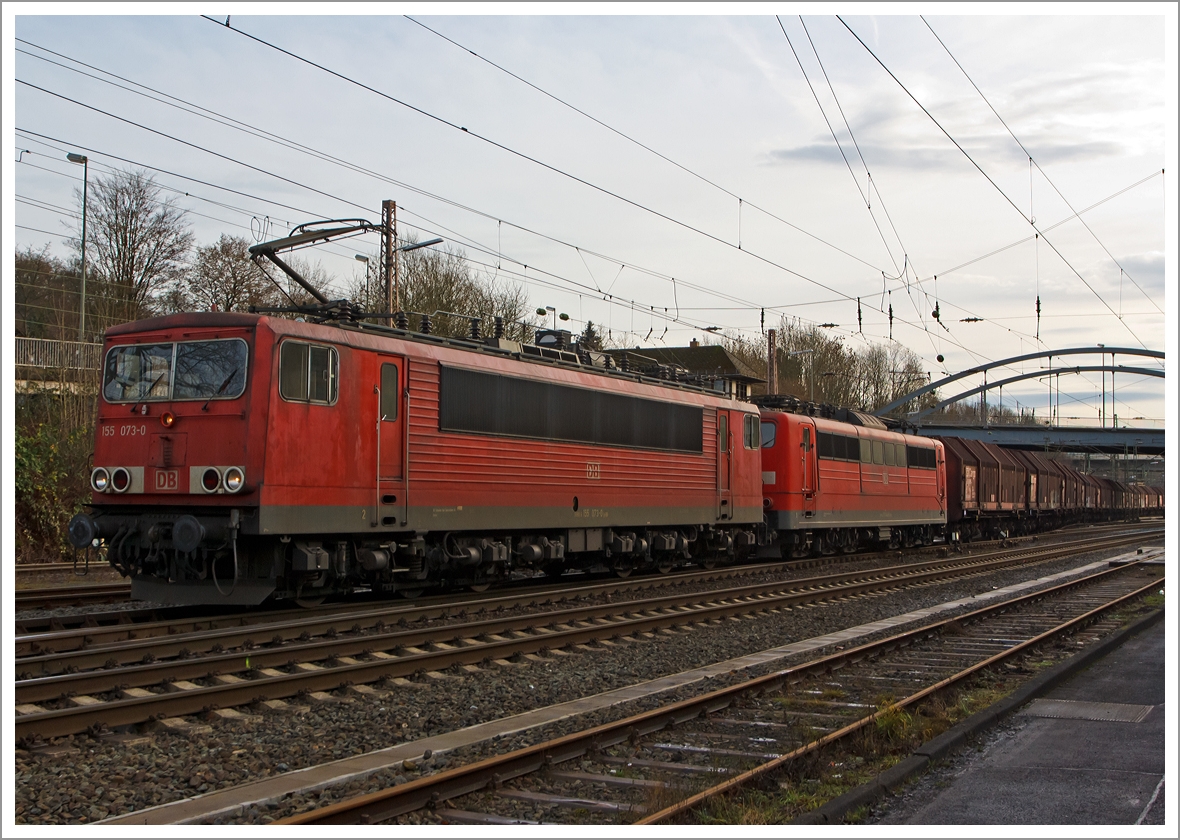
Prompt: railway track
<box><xmin>13</xmin><ymin>528</ymin><xmax>1159</xmax><ymax>745</ymax></box>
<box><xmin>13</xmin><ymin>520</ymin><xmax>1151</xmax><ymax>621</ymax></box>
<box><xmin>14</xmin><ymin>582</ymin><xmax>134</xmax><ymax>611</ymax></box>
<box><xmin>275</xmin><ymin>556</ymin><xmax>1163</xmax><ymax>825</ymax></box>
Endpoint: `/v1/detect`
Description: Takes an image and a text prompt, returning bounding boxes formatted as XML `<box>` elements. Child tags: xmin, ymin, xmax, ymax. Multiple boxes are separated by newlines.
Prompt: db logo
<box><xmin>155</xmin><ymin>469</ymin><xmax>179</xmax><ymax>491</ymax></box>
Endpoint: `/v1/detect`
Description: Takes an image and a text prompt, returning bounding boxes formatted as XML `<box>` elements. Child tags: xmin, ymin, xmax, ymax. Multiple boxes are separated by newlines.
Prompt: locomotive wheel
<box><xmin>294</xmin><ymin>581</ymin><xmax>326</xmax><ymax>608</ymax></box>
<box><xmin>399</xmin><ymin>588</ymin><xmax>425</xmax><ymax>599</ymax></box>
<box><xmin>468</xmin><ymin>582</ymin><xmax>491</xmax><ymax>593</ymax></box>
<box><xmin>657</xmin><ymin>561</ymin><xmax>675</xmax><ymax>574</ymax></box>
<box><xmin>614</xmin><ymin>565</ymin><xmax>633</xmax><ymax>578</ymax></box>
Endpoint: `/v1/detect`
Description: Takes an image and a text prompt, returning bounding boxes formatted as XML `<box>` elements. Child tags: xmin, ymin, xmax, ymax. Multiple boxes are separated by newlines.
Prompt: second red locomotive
<box><xmin>758</xmin><ymin>401</ymin><xmax>946</xmax><ymax>557</ymax></box>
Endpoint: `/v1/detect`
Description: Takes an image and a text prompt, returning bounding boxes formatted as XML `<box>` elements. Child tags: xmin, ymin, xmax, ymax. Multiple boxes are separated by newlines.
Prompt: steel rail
<box><xmin>15</xmin><ymin>521</ymin><xmax>1149</xmax><ymax>637</ymax></box>
<box><xmin>274</xmin><ymin>561</ymin><xmax>1160</xmax><ymax>824</ymax></box>
<box><xmin>637</xmin><ymin>575</ymin><xmax>1163</xmax><ymax>823</ymax></box>
<box><xmin>14</xmin><ymin>531</ymin><xmax>1147</xmax><ymax>712</ymax></box>
<box><xmin>7</xmin><ymin>544</ymin><xmax>1044</xmax><ymax>667</ymax></box>
<box><xmin>18</xmin><ymin>525</ymin><xmax>1158</xmax><ymax>661</ymax></box>
<box><xmin>14</xmin><ymin>582</ymin><xmax>132</xmax><ymax>609</ymax></box>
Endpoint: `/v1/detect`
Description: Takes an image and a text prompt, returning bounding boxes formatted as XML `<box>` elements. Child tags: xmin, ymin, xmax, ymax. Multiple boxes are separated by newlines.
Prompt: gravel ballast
<box><xmin>13</xmin><ymin>542</ymin><xmax>1158</xmax><ymax>825</ymax></box>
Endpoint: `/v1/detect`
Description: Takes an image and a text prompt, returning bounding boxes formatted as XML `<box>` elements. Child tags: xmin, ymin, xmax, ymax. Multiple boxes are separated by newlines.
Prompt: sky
<box><xmin>2</xmin><ymin>7</ymin><xmax>1177</xmax><ymax>836</ymax></box>
<box><xmin>5</xmin><ymin>3</ymin><xmax>1176</xmax><ymax>427</ymax></box>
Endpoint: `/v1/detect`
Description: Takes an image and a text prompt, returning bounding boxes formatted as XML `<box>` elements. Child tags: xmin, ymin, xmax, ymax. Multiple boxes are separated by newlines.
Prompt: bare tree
<box><xmin>69</xmin><ymin>168</ymin><xmax>193</xmax><ymax>329</ymax></box>
<box><xmin>15</xmin><ymin>245</ymin><xmax>80</xmax><ymax>340</ymax></box>
<box><xmin>174</xmin><ymin>234</ymin><xmax>282</xmax><ymax>313</ymax></box>
<box><xmin>348</xmin><ymin>241</ymin><xmax>538</xmax><ymax>341</ymax></box>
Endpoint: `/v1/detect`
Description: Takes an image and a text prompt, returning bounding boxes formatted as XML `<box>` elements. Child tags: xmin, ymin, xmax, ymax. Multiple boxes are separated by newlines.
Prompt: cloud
<box><xmin>1118</xmin><ymin>250</ymin><xmax>1164</xmax><ymax>279</ymax></box>
<box><xmin>765</xmin><ymin>134</ymin><xmax>1124</xmax><ymax>171</ymax></box>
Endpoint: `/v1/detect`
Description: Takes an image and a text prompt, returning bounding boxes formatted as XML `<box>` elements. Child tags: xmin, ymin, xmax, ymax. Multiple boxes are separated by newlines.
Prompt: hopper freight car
<box><xmin>68</xmin><ymin>311</ymin><xmax>765</xmax><ymax>605</ymax></box>
<box><xmin>936</xmin><ymin>435</ymin><xmax>1161</xmax><ymax>540</ymax></box>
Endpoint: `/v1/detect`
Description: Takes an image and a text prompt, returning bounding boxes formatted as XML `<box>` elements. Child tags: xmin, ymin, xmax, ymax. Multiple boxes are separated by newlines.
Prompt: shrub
<box><xmin>15</xmin><ymin>423</ymin><xmax>91</xmax><ymax>562</ymax></box>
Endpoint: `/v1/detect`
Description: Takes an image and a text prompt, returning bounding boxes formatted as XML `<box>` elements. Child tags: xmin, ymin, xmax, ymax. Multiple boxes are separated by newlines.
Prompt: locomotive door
<box><xmin>717</xmin><ymin>410</ymin><xmax>732</xmax><ymax>520</ymax></box>
<box><xmin>936</xmin><ymin>450</ymin><xmax>946</xmax><ymax>515</ymax></box>
<box><xmin>374</xmin><ymin>356</ymin><xmax>407</xmax><ymax>527</ymax></box>
<box><xmin>801</xmin><ymin>424</ymin><xmax>817</xmax><ymax>517</ymax></box>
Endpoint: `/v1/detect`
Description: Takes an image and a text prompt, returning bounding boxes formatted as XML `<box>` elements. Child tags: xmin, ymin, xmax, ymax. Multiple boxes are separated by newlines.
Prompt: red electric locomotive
<box><xmin>68</xmin><ymin>311</ymin><xmax>765</xmax><ymax>605</ymax></box>
<box><xmin>757</xmin><ymin>401</ymin><xmax>946</xmax><ymax>557</ymax></box>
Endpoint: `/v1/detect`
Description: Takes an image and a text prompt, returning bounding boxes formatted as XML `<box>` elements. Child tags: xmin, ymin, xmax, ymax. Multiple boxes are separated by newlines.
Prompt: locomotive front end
<box><xmin>67</xmin><ymin>313</ymin><xmax>269</xmax><ymax>604</ymax></box>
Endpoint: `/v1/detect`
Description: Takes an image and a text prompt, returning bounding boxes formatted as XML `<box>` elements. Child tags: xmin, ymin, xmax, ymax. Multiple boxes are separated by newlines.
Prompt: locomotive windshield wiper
<box><xmin>202</xmin><ymin>368</ymin><xmax>240</xmax><ymax>411</ymax></box>
<box><xmin>130</xmin><ymin>372</ymin><xmax>167</xmax><ymax>415</ymax></box>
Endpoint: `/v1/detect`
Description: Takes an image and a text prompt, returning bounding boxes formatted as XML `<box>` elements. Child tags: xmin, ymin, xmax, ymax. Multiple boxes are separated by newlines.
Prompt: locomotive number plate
<box><xmin>103</xmin><ymin>423</ymin><xmax>149</xmax><ymax>437</ymax></box>
<box><xmin>585</xmin><ymin>462</ymin><xmax>601</xmax><ymax>480</ymax></box>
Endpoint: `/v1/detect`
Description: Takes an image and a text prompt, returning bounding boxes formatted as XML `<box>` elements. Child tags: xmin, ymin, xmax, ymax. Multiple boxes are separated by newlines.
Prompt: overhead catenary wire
<box><xmin>18</xmin><ymin>35</ymin><xmax>1016</xmax><ymax>372</ymax></box>
<box><xmin>790</xmin><ymin>15</ymin><xmax>945</xmax><ymax>358</ymax></box>
<box><xmin>400</xmin><ymin>15</ymin><xmax>891</xmax><ymax>275</ymax></box>
<box><xmin>18</xmin><ymin>115</ymin><xmax>887</xmax><ymax>358</ymax></box>
<box><xmin>17</xmin><ymin>42</ymin><xmax>890</xmax><ymax>341</ymax></box>
<box><xmin>15</xmin><ymin>133</ymin><xmax>734</xmax><ymax>336</ymax></box>
<box><xmin>197</xmin><ymin>16</ymin><xmax>942</xmax><ymax>326</ymax></box>
<box><xmin>391</xmin><ymin>23</ymin><xmax>1156</xmax><ymax>417</ymax></box>
<box><xmin>919</xmin><ymin>16</ymin><xmax>1163</xmax><ymax>315</ymax></box>
<box><xmin>837</xmin><ymin>15</ymin><xmax>1154</xmax><ymax>353</ymax></box>
<box><xmin>13</xmin><ymin>31</ymin><xmax>1137</xmax><ymax>386</ymax></box>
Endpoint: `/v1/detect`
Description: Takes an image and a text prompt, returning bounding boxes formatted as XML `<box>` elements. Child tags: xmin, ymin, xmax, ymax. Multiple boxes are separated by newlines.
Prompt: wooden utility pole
<box><xmin>382</xmin><ymin>200</ymin><xmax>397</xmax><ymax>325</ymax></box>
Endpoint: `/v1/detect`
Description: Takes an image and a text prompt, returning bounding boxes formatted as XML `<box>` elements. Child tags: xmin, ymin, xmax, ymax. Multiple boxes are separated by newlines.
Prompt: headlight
<box><xmin>91</xmin><ymin>467</ymin><xmax>110</xmax><ymax>493</ymax></box>
<box><xmin>201</xmin><ymin>467</ymin><xmax>222</xmax><ymax>493</ymax></box>
<box><xmin>111</xmin><ymin>467</ymin><xmax>131</xmax><ymax>493</ymax></box>
<box><xmin>223</xmin><ymin>467</ymin><xmax>244</xmax><ymax>493</ymax></box>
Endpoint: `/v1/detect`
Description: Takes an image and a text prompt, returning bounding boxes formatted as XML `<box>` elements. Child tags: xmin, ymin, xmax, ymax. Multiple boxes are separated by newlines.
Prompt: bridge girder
<box><xmin>873</xmin><ymin>346</ymin><xmax>1164</xmax><ymax>418</ymax></box>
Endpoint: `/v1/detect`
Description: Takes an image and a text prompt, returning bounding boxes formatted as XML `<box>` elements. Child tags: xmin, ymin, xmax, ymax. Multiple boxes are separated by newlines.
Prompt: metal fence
<box><xmin>15</xmin><ymin>337</ymin><xmax>103</xmax><ymax>370</ymax></box>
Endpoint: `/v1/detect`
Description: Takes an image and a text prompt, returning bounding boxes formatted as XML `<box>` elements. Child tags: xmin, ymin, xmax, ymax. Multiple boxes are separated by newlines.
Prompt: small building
<box><xmin>605</xmin><ymin>340</ymin><xmax>764</xmax><ymax>401</ymax></box>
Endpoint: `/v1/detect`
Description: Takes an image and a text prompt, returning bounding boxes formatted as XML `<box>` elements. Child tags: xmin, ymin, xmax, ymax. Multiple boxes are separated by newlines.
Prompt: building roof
<box><xmin>605</xmin><ymin>344</ymin><xmax>765</xmax><ymax>384</ymax></box>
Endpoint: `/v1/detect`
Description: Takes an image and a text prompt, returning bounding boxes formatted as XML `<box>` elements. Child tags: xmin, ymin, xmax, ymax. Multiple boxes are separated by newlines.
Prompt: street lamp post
<box><xmin>390</xmin><ymin>237</ymin><xmax>443</xmax><ymax>315</ymax></box>
<box><xmin>787</xmin><ymin>349</ymin><xmax>815</xmax><ymax>402</ymax></box>
<box><xmin>354</xmin><ymin>254</ymin><xmax>371</xmax><ymax>308</ymax></box>
<box><xmin>67</xmin><ymin>153</ymin><xmax>88</xmax><ymax>341</ymax></box>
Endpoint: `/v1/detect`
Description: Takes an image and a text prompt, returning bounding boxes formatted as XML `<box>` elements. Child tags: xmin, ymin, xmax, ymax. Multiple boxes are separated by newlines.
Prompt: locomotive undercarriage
<box><xmin>944</xmin><ymin>504</ymin><xmax>1144</xmax><ymax>544</ymax></box>
<box><xmin>72</xmin><ymin>507</ymin><xmax>766</xmax><ymax>605</ymax></box>
<box><xmin>779</xmin><ymin>524</ymin><xmax>938</xmax><ymax>559</ymax></box>
<box><xmin>278</xmin><ymin>523</ymin><xmax>765</xmax><ymax>602</ymax></box>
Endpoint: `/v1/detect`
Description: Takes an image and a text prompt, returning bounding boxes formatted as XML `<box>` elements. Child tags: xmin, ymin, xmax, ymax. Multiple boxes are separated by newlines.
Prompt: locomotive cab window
<box><xmin>760</xmin><ymin>420</ymin><xmax>776</xmax><ymax>449</ymax></box>
<box><xmin>743</xmin><ymin>415</ymin><xmax>759</xmax><ymax>449</ymax></box>
<box><xmin>103</xmin><ymin>338</ymin><xmax>247</xmax><ymax>403</ymax></box>
<box><xmin>380</xmin><ymin>363</ymin><xmax>398</xmax><ymax>421</ymax></box>
<box><xmin>279</xmin><ymin>341</ymin><xmax>338</xmax><ymax>405</ymax></box>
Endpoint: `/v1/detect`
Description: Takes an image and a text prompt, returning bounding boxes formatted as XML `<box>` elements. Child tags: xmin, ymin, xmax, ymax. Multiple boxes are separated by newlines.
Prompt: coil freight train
<box><xmin>68</xmin><ymin>311</ymin><xmax>1162</xmax><ymax>606</ymax></box>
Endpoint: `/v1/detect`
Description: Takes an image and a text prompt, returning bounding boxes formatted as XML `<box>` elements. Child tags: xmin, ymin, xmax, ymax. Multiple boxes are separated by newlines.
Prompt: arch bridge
<box><xmin>873</xmin><ymin>346</ymin><xmax>1164</xmax><ymax>455</ymax></box>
